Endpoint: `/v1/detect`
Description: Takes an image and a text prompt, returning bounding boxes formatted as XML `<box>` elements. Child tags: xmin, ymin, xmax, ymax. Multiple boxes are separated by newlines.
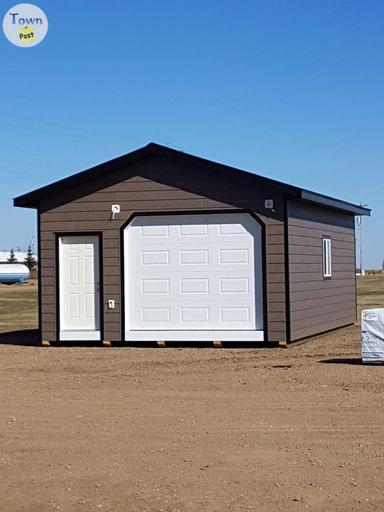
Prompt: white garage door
<box><xmin>124</xmin><ymin>213</ymin><xmax>264</xmax><ymax>341</ymax></box>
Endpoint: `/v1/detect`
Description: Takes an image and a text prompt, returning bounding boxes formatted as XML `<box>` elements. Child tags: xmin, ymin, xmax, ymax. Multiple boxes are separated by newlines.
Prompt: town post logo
<box><xmin>3</xmin><ymin>3</ymin><xmax>48</xmax><ymax>47</ymax></box>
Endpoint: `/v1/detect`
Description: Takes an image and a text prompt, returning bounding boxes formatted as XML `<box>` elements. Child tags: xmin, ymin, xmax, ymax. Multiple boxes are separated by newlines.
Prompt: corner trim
<box><xmin>353</xmin><ymin>218</ymin><xmax>358</xmax><ymax>322</ymax></box>
<box><xmin>284</xmin><ymin>197</ymin><xmax>292</xmax><ymax>344</ymax></box>
<box><xmin>37</xmin><ymin>209</ymin><xmax>42</xmax><ymax>341</ymax></box>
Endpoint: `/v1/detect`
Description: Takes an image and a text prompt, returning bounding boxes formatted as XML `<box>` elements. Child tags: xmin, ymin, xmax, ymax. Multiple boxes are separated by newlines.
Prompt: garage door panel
<box><xmin>141</xmin><ymin>278</ymin><xmax>170</xmax><ymax>294</ymax></box>
<box><xmin>128</xmin><ymin>216</ymin><xmax>253</xmax><ymax>242</ymax></box>
<box><xmin>136</xmin><ymin>252</ymin><xmax>252</xmax><ymax>271</ymax></box>
<box><xmin>220</xmin><ymin>306</ymin><xmax>250</xmax><ymax>324</ymax></box>
<box><xmin>179</xmin><ymin>248</ymin><xmax>209</xmax><ymax>265</ymax></box>
<box><xmin>125</xmin><ymin>213</ymin><xmax>263</xmax><ymax>334</ymax></box>
<box><xmin>219</xmin><ymin>248</ymin><xmax>250</xmax><ymax>265</ymax></box>
<box><xmin>140</xmin><ymin>250</ymin><xmax>170</xmax><ymax>266</ymax></box>
<box><xmin>219</xmin><ymin>277</ymin><xmax>250</xmax><ymax>294</ymax></box>
<box><xmin>180</xmin><ymin>278</ymin><xmax>209</xmax><ymax>294</ymax></box>
<box><xmin>130</xmin><ymin>244</ymin><xmax>253</xmax><ymax>270</ymax></box>
<box><xmin>130</xmin><ymin>300</ymin><xmax>255</xmax><ymax>329</ymax></box>
<box><xmin>129</xmin><ymin>272</ymin><xmax>254</xmax><ymax>298</ymax></box>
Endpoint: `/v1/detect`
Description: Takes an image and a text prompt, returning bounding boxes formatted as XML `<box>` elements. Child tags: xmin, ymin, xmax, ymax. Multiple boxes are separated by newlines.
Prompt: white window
<box><xmin>322</xmin><ymin>237</ymin><xmax>332</xmax><ymax>278</ymax></box>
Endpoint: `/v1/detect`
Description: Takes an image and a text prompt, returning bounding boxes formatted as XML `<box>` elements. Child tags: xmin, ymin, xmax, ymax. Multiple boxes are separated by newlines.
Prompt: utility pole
<box><xmin>359</xmin><ymin>203</ymin><xmax>368</xmax><ymax>276</ymax></box>
<box><xmin>359</xmin><ymin>214</ymin><xmax>364</xmax><ymax>276</ymax></box>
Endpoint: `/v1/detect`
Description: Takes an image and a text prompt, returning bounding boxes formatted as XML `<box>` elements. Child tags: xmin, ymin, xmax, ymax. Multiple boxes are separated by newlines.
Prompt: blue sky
<box><xmin>1</xmin><ymin>0</ymin><xmax>382</xmax><ymax>267</ymax></box>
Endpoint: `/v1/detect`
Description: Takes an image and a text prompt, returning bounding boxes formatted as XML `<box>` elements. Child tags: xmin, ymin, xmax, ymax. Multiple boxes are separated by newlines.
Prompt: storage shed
<box><xmin>14</xmin><ymin>143</ymin><xmax>370</xmax><ymax>345</ymax></box>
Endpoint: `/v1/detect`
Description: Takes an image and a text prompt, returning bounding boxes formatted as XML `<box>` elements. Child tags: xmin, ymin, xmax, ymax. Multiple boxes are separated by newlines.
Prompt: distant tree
<box><xmin>24</xmin><ymin>245</ymin><xmax>36</xmax><ymax>270</ymax></box>
<box><xmin>382</xmin><ymin>259</ymin><xmax>384</xmax><ymax>271</ymax></box>
<box><xmin>7</xmin><ymin>248</ymin><xmax>17</xmax><ymax>263</ymax></box>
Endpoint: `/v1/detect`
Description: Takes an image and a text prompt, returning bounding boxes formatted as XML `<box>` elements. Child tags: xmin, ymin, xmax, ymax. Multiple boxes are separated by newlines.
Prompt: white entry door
<box><xmin>59</xmin><ymin>236</ymin><xmax>100</xmax><ymax>340</ymax></box>
<box><xmin>124</xmin><ymin>213</ymin><xmax>264</xmax><ymax>341</ymax></box>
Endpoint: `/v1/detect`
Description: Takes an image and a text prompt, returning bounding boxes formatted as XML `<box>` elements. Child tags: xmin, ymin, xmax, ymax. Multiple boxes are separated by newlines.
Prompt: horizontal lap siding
<box><xmin>39</xmin><ymin>154</ymin><xmax>287</xmax><ymax>342</ymax></box>
<box><xmin>288</xmin><ymin>201</ymin><xmax>356</xmax><ymax>341</ymax></box>
<box><xmin>265</xmin><ymin>216</ymin><xmax>285</xmax><ymax>330</ymax></box>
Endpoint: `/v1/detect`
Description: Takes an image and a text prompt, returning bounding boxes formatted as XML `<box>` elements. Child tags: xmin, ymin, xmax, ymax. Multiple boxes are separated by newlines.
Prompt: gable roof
<box><xmin>14</xmin><ymin>142</ymin><xmax>370</xmax><ymax>216</ymax></box>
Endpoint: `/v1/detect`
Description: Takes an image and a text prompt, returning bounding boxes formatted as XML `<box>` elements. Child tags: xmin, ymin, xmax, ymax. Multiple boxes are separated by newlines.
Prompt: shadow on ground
<box><xmin>0</xmin><ymin>331</ymin><xmax>279</xmax><ymax>349</ymax></box>
<box><xmin>320</xmin><ymin>357</ymin><xmax>383</xmax><ymax>366</ymax></box>
<box><xmin>0</xmin><ymin>329</ymin><xmax>40</xmax><ymax>346</ymax></box>
<box><xmin>0</xmin><ymin>330</ymin><xmax>104</xmax><ymax>348</ymax></box>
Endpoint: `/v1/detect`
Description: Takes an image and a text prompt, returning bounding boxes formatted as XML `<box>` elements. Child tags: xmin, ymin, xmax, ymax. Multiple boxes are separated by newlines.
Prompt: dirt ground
<box><xmin>0</xmin><ymin>277</ymin><xmax>383</xmax><ymax>511</ymax></box>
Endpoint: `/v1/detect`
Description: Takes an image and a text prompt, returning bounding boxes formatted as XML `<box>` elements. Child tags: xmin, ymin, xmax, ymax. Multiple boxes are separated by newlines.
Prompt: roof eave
<box><xmin>299</xmin><ymin>190</ymin><xmax>371</xmax><ymax>216</ymax></box>
<box><xmin>13</xmin><ymin>196</ymin><xmax>36</xmax><ymax>208</ymax></box>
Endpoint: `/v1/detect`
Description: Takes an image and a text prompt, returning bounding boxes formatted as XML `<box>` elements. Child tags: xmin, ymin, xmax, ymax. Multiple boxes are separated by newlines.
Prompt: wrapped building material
<box><xmin>361</xmin><ymin>309</ymin><xmax>384</xmax><ymax>363</ymax></box>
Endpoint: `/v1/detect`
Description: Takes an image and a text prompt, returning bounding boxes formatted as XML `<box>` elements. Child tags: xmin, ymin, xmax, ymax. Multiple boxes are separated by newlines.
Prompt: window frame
<box><xmin>322</xmin><ymin>236</ymin><xmax>332</xmax><ymax>279</ymax></box>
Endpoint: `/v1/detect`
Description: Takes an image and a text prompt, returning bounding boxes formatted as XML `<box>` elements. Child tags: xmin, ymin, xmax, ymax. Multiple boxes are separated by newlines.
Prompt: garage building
<box><xmin>14</xmin><ymin>143</ymin><xmax>370</xmax><ymax>345</ymax></box>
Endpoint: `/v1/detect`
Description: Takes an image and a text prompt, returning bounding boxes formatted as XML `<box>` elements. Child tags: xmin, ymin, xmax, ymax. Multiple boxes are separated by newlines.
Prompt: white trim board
<box><xmin>124</xmin><ymin>330</ymin><xmax>264</xmax><ymax>341</ymax></box>
<box><xmin>60</xmin><ymin>330</ymin><xmax>101</xmax><ymax>341</ymax></box>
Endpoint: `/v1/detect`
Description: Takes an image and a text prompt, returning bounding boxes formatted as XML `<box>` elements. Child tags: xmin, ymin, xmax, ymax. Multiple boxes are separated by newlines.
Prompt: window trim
<box><xmin>322</xmin><ymin>236</ymin><xmax>332</xmax><ymax>279</ymax></box>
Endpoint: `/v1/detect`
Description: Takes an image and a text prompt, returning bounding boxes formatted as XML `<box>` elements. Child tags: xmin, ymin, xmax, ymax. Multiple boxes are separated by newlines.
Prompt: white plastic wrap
<box><xmin>361</xmin><ymin>309</ymin><xmax>384</xmax><ymax>363</ymax></box>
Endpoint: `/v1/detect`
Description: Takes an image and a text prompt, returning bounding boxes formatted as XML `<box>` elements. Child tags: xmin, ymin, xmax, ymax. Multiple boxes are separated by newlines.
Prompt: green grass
<box><xmin>0</xmin><ymin>281</ymin><xmax>38</xmax><ymax>333</ymax></box>
<box><xmin>357</xmin><ymin>273</ymin><xmax>384</xmax><ymax>321</ymax></box>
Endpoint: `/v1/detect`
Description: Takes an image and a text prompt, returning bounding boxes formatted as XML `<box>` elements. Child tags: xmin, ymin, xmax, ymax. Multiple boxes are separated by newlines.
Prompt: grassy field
<box><xmin>1</xmin><ymin>274</ymin><xmax>383</xmax><ymax>335</ymax></box>
<box><xmin>0</xmin><ymin>280</ymin><xmax>38</xmax><ymax>333</ymax></box>
<box><xmin>356</xmin><ymin>273</ymin><xmax>384</xmax><ymax>319</ymax></box>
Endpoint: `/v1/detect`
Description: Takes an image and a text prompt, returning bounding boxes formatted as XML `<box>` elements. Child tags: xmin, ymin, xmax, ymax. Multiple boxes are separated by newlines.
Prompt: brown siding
<box><xmin>288</xmin><ymin>200</ymin><xmax>356</xmax><ymax>341</ymax></box>
<box><xmin>39</xmin><ymin>153</ymin><xmax>288</xmax><ymax>342</ymax></box>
